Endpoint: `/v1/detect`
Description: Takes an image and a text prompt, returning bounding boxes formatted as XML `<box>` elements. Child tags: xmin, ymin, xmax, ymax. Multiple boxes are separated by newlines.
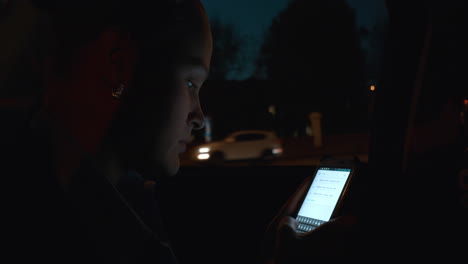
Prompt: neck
<box><xmin>93</xmin><ymin>149</ymin><xmax>127</xmax><ymax>187</ymax></box>
<box><xmin>50</xmin><ymin>121</ymin><xmax>127</xmax><ymax>191</ymax></box>
<box><xmin>51</xmin><ymin>123</ymin><xmax>85</xmax><ymax>192</ymax></box>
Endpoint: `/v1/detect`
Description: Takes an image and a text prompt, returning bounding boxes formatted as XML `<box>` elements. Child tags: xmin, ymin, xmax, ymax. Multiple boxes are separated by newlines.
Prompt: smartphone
<box><xmin>295</xmin><ymin>157</ymin><xmax>356</xmax><ymax>233</ymax></box>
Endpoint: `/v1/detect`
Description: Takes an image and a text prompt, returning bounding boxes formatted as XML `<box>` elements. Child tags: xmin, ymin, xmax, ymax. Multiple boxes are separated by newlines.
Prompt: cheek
<box><xmin>155</xmin><ymin>89</ymin><xmax>190</xmax><ymax>144</ymax></box>
<box><xmin>170</xmin><ymin>86</ymin><xmax>193</xmax><ymax>124</ymax></box>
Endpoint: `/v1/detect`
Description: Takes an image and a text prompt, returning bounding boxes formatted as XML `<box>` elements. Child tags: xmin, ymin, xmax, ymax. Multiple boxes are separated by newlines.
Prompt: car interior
<box><xmin>0</xmin><ymin>0</ymin><xmax>467</xmax><ymax>263</ymax></box>
<box><xmin>157</xmin><ymin>0</ymin><xmax>468</xmax><ymax>263</ymax></box>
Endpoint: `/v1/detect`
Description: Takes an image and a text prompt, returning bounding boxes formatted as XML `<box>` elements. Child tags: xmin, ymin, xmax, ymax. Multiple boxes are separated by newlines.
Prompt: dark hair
<box><xmin>30</xmin><ymin>0</ymin><xmax>205</xmax><ymax>75</ymax></box>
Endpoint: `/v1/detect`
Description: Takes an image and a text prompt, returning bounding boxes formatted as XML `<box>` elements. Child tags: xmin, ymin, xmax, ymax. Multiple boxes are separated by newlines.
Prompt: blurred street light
<box><xmin>268</xmin><ymin>105</ymin><xmax>277</xmax><ymax>116</ymax></box>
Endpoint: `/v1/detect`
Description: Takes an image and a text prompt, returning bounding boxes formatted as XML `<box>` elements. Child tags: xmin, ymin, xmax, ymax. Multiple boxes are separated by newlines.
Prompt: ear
<box><xmin>69</xmin><ymin>29</ymin><xmax>139</xmax><ymax>155</ymax></box>
<box><xmin>100</xmin><ymin>28</ymin><xmax>139</xmax><ymax>99</ymax></box>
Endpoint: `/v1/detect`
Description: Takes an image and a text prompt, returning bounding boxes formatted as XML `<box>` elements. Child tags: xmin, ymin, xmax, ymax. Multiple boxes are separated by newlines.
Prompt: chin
<box><xmin>164</xmin><ymin>156</ymin><xmax>181</xmax><ymax>177</ymax></box>
<box><xmin>166</xmin><ymin>165</ymin><xmax>180</xmax><ymax>177</ymax></box>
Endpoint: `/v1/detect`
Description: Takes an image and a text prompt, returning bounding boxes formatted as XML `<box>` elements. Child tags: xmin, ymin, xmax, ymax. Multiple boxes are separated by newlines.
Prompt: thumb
<box><xmin>260</xmin><ymin>216</ymin><xmax>298</xmax><ymax>263</ymax></box>
<box><xmin>273</xmin><ymin>216</ymin><xmax>301</xmax><ymax>264</ymax></box>
<box><xmin>277</xmin><ymin>216</ymin><xmax>299</xmax><ymax>249</ymax></box>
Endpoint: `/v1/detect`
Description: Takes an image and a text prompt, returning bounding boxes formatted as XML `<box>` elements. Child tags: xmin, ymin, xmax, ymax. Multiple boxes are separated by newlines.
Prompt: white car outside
<box><xmin>192</xmin><ymin>130</ymin><xmax>283</xmax><ymax>162</ymax></box>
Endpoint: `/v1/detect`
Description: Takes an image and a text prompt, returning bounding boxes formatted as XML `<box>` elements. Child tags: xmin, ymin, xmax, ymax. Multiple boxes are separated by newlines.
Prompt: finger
<box><xmin>272</xmin><ymin>176</ymin><xmax>313</xmax><ymax>224</ymax></box>
<box><xmin>278</xmin><ymin>216</ymin><xmax>299</xmax><ymax>242</ymax></box>
<box><xmin>274</xmin><ymin>216</ymin><xmax>301</xmax><ymax>263</ymax></box>
<box><xmin>300</xmin><ymin>215</ymin><xmax>358</xmax><ymax>246</ymax></box>
<box><xmin>264</xmin><ymin>174</ymin><xmax>313</xmax><ymax>252</ymax></box>
<box><xmin>260</xmin><ymin>216</ymin><xmax>299</xmax><ymax>263</ymax></box>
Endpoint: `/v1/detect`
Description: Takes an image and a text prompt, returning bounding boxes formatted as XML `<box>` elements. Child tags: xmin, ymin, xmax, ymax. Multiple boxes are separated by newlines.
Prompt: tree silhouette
<box><xmin>208</xmin><ymin>18</ymin><xmax>244</xmax><ymax>80</ymax></box>
<box><xmin>255</xmin><ymin>0</ymin><xmax>366</xmax><ymax>136</ymax></box>
<box><xmin>365</xmin><ymin>14</ymin><xmax>388</xmax><ymax>82</ymax></box>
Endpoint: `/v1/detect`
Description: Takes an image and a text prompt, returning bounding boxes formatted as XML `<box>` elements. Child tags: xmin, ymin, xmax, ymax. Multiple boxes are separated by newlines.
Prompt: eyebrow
<box><xmin>182</xmin><ymin>56</ymin><xmax>209</xmax><ymax>77</ymax></box>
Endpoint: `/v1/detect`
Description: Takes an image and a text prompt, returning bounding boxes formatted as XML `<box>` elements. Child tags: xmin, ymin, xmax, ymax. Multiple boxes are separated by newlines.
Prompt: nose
<box><xmin>188</xmin><ymin>103</ymin><xmax>205</xmax><ymax>130</ymax></box>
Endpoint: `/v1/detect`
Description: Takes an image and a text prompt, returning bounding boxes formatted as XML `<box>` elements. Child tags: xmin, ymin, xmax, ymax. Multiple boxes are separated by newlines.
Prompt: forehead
<box><xmin>176</xmin><ymin>56</ymin><xmax>209</xmax><ymax>76</ymax></box>
<box><xmin>176</xmin><ymin>24</ymin><xmax>212</xmax><ymax>66</ymax></box>
<box><xmin>134</xmin><ymin>1</ymin><xmax>212</xmax><ymax>72</ymax></box>
<box><xmin>162</xmin><ymin>3</ymin><xmax>213</xmax><ymax>70</ymax></box>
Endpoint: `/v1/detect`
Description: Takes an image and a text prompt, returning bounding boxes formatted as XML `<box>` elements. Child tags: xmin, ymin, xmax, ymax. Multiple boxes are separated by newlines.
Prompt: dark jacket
<box><xmin>3</xmin><ymin>122</ymin><xmax>178</xmax><ymax>264</ymax></box>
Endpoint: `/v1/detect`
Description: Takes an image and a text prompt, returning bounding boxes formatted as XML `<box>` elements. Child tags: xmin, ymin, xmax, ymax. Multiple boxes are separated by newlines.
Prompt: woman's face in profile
<box><xmin>122</xmin><ymin>6</ymin><xmax>213</xmax><ymax>177</ymax></box>
<box><xmin>157</xmin><ymin>25</ymin><xmax>212</xmax><ymax>176</ymax></box>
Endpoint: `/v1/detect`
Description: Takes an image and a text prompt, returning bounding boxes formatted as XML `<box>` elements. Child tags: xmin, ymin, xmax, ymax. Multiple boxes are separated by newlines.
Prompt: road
<box><xmin>181</xmin><ymin>132</ymin><xmax>369</xmax><ymax>167</ymax></box>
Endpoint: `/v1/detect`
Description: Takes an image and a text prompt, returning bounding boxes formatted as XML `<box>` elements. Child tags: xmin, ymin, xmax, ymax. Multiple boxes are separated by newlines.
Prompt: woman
<box><xmin>7</xmin><ymin>0</ymin><xmax>210</xmax><ymax>263</ymax></box>
<box><xmin>4</xmin><ymin>1</ymin><xmax>356</xmax><ymax>263</ymax></box>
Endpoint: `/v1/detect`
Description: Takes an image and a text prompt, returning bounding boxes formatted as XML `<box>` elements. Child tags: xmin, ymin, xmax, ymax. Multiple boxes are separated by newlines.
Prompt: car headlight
<box><xmin>198</xmin><ymin>147</ymin><xmax>210</xmax><ymax>153</ymax></box>
<box><xmin>197</xmin><ymin>153</ymin><xmax>210</xmax><ymax>160</ymax></box>
<box><xmin>272</xmin><ymin>148</ymin><xmax>283</xmax><ymax>155</ymax></box>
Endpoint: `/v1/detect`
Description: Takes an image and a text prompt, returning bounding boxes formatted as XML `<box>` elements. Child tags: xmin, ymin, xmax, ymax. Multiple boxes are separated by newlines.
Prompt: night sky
<box><xmin>201</xmin><ymin>0</ymin><xmax>388</xmax><ymax>80</ymax></box>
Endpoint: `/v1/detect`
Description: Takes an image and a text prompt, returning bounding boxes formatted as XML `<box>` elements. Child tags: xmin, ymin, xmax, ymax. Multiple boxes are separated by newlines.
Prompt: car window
<box><xmin>234</xmin><ymin>133</ymin><xmax>266</xmax><ymax>142</ymax></box>
<box><xmin>183</xmin><ymin>0</ymin><xmax>389</xmax><ymax>167</ymax></box>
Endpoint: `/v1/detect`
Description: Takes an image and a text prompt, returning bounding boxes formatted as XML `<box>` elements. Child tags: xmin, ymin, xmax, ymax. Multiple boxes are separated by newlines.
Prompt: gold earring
<box><xmin>112</xmin><ymin>83</ymin><xmax>125</xmax><ymax>99</ymax></box>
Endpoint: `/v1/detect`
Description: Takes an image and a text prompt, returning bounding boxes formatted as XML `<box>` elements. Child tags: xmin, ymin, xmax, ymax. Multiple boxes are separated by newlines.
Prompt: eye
<box><xmin>186</xmin><ymin>80</ymin><xmax>198</xmax><ymax>90</ymax></box>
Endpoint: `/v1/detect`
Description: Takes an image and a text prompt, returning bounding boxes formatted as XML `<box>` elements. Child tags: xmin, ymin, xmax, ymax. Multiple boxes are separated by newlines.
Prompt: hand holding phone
<box><xmin>295</xmin><ymin>157</ymin><xmax>356</xmax><ymax>233</ymax></box>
